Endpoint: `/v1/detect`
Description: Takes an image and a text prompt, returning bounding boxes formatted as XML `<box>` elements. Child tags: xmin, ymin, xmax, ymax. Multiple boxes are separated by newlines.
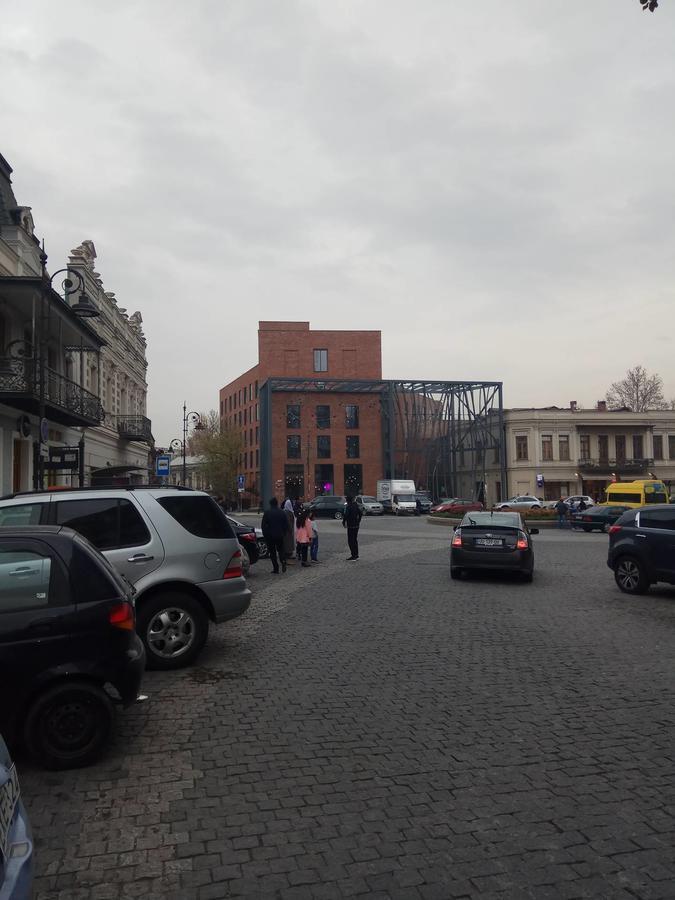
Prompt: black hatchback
<box><xmin>305</xmin><ymin>496</ymin><xmax>347</xmax><ymax>519</ymax></box>
<box><xmin>450</xmin><ymin>511</ymin><xmax>538</xmax><ymax>581</ymax></box>
<box><xmin>0</xmin><ymin>526</ymin><xmax>145</xmax><ymax>769</ymax></box>
<box><xmin>607</xmin><ymin>506</ymin><xmax>675</xmax><ymax>594</ymax></box>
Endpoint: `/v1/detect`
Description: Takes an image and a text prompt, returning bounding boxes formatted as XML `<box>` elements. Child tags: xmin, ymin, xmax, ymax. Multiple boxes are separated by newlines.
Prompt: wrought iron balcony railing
<box><xmin>578</xmin><ymin>457</ymin><xmax>654</xmax><ymax>473</ymax></box>
<box><xmin>0</xmin><ymin>356</ymin><xmax>104</xmax><ymax>426</ymax></box>
<box><xmin>117</xmin><ymin>415</ymin><xmax>153</xmax><ymax>443</ymax></box>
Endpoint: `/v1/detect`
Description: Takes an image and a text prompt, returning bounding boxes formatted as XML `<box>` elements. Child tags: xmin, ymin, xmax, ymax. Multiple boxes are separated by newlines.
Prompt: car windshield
<box><xmin>361</xmin><ymin>497</ymin><xmax>377</xmax><ymax>503</ymax></box>
<box><xmin>397</xmin><ymin>494</ymin><xmax>416</xmax><ymax>502</ymax></box>
<box><xmin>462</xmin><ymin>512</ymin><xmax>520</xmax><ymax>528</ymax></box>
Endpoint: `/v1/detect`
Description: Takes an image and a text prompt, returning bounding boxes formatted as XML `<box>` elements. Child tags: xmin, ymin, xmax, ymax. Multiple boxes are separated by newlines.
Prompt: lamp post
<box><xmin>169</xmin><ymin>402</ymin><xmax>203</xmax><ymax>485</ymax></box>
<box><xmin>35</xmin><ymin>249</ymin><xmax>100</xmax><ymax>489</ymax></box>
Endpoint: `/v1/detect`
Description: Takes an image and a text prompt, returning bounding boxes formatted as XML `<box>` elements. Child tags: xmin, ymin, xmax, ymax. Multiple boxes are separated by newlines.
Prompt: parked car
<box><xmin>305</xmin><ymin>496</ymin><xmax>347</xmax><ymax>519</ymax></box>
<box><xmin>431</xmin><ymin>499</ymin><xmax>483</xmax><ymax>516</ymax></box>
<box><xmin>355</xmin><ymin>496</ymin><xmax>384</xmax><ymax>516</ymax></box>
<box><xmin>0</xmin><ymin>526</ymin><xmax>145</xmax><ymax>769</ymax></box>
<box><xmin>1</xmin><ymin>731</ymin><xmax>33</xmax><ymax>898</ymax></box>
<box><xmin>565</xmin><ymin>495</ymin><xmax>596</xmax><ymax>509</ymax></box>
<box><xmin>450</xmin><ymin>511</ymin><xmax>538</xmax><ymax>581</ymax></box>
<box><xmin>430</xmin><ymin>498</ymin><xmax>458</xmax><ymax>513</ymax></box>
<box><xmin>571</xmin><ymin>504</ymin><xmax>630</xmax><ymax>533</ymax></box>
<box><xmin>226</xmin><ymin>516</ymin><xmax>260</xmax><ymax>566</ymax></box>
<box><xmin>494</xmin><ymin>495</ymin><xmax>542</xmax><ymax>511</ymax></box>
<box><xmin>607</xmin><ymin>506</ymin><xmax>675</xmax><ymax>594</ymax></box>
<box><xmin>414</xmin><ymin>493</ymin><xmax>432</xmax><ymax>514</ymax></box>
<box><xmin>0</xmin><ymin>487</ymin><xmax>251</xmax><ymax>670</ymax></box>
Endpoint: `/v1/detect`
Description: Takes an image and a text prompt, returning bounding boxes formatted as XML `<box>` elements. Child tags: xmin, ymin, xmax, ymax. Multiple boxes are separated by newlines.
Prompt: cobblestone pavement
<box><xmin>20</xmin><ymin>517</ymin><xmax>675</xmax><ymax>899</ymax></box>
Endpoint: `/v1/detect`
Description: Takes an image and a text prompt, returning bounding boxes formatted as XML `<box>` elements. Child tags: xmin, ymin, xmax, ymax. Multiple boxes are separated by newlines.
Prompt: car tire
<box><xmin>614</xmin><ymin>556</ymin><xmax>649</xmax><ymax>595</ymax></box>
<box><xmin>450</xmin><ymin>567</ymin><xmax>462</xmax><ymax>579</ymax></box>
<box><xmin>582</xmin><ymin>526</ymin><xmax>592</xmax><ymax>533</ymax></box>
<box><xmin>334</xmin><ymin>510</ymin><xmax>343</xmax><ymax>520</ymax></box>
<box><xmin>531</xmin><ymin>504</ymin><xmax>540</xmax><ymax>510</ymax></box>
<box><xmin>138</xmin><ymin>592</ymin><xmax>209</xmax><ymax>670</ymax></box>
<box><xmin>257</xmin><ymin>538</ymin><xmax>269</xmax><ymax>559</ymax></box>
<box><xmin>24</xmin><ymin>680</ymin><xmax>114</xmax><ymax>770</ymax></box>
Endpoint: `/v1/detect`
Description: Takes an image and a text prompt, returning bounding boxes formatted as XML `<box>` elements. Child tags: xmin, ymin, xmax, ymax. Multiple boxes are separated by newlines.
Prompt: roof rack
<box><xmin>1</xmin><ymin>484</ymin><xmax>197</xmax><ymax>501</ymax></box>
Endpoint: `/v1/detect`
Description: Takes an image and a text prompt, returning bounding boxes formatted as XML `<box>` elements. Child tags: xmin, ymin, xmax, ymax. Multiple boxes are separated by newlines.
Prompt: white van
<box><xmin>376</xmin><ymin>479</ymin><xmax>417</xmax><ymax>515</ymax></box>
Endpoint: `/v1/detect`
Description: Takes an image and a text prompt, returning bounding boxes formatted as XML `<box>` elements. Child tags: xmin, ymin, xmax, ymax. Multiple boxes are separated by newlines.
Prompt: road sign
<box><xmin>48</xmin><ymin>446</ymin><xmax>80</xmax><ymax>470</ymax></box>
<box><xmin>40</xmin><ymin>418</ymin><xmax>49</xmax><ymax>443</ymax></box>
<box><xmin>237</xmin><ymin>474</ymin><xmax>245</xmax><ymax>492</ymax></box>
<box><xmin>156</xmin><ymin>455</ymin><xmax>171</xmax><ymax>477</ymax></box>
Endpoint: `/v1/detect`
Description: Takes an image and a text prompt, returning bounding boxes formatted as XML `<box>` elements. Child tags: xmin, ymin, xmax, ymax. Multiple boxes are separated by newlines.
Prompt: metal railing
<box><xmin>117</xmin><ymin>415</ymin><xmax>153</xmax><ymax>443</ymax></box>
<box><xmin>0</xmin><ymin>356</ymin><xmax>104</xmax><ymax>423</ymax></box>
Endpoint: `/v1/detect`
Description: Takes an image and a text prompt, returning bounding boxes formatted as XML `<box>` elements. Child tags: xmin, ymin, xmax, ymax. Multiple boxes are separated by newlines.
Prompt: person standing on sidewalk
<box><xmin>554</xmin><ymin>497</ymin><xmax>568</xmax><ymax>529</ymax></box>
<box><xmin>295</xmin><ymin>510</ymin><xmax>312</xmax><ymax>568</ymax></box>
<box><xmin>282</xmin><ymin>499</ymin><xmax>296</xmax><ymax>563</ymax></box>
<box><xmin>343</xmin><ymin>495</ymin><xmax>363</xmax><ymax>560</ymax></box>
<box><xmin>309</xmin><ymin>511</ymin><xmax>319</xmax><ymax>562</ymax></box>
<box><xmin>261</xmin><ymin>497</ymin><xmax>289</xmax><ymax>573</ymax></box>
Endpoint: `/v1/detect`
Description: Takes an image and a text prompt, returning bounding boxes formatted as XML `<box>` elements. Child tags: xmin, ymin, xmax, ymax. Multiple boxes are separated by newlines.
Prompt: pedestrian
<box><xmin>282</xmin><ymin>499</ymin><xmax>296</xmax><ymax>561</ymax></box>
<box><xmin>295</xmin><ymin>510</ymin><xmax>312</xmax><ymax>567</ymax></box>
<box><xmin>309</xmin><ymin>511</ymin><xmax>319</xmax><ymax>562</ymax></box>
<box><xmin>578</xmin><ymin>498</ymin><xmax>587</xmax><ymax>512</ymax></box>
<box><xmin>261</xmin><ymin>497</ymin><xmax>289</xmax><ymax>574</ymax></box>
<box><xmin>554</xmin><ymin>497</ymin><xmax>568</xmax><ymax>528</ymax></box>
<box><xmin>343</xmin><ymin>494</ymin><xmax>363</xmax><ymax>560</ymax></box>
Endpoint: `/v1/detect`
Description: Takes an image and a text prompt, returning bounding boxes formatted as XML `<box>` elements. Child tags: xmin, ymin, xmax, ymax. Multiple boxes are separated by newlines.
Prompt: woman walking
<box><xmin>282</xmin><ymin>499</ymin><xmax>296</xmax><ymax>562</ymax></box>
<box><xmin>295</xmin><ymin>510</ymin><xmax>312</xmax><ymax>568</ymax></box>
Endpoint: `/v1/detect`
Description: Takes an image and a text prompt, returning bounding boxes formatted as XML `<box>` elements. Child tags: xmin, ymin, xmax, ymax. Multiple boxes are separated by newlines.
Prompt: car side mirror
<box><xmin>452</xmin><ymin>525</ymin><xmax>457</xmax><ymax>531</ymax></box>
<box><xmin>528</xmin><ymin>527</ymin><xmax>539</xmax><ymax>535</ymax></box>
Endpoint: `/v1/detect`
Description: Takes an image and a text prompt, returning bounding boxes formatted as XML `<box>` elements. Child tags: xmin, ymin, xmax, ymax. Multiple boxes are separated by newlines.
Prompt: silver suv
<box><xmin>0</xmin><ymin>487</ymin><xmax>251</xmax><ymax>670</ymax></box>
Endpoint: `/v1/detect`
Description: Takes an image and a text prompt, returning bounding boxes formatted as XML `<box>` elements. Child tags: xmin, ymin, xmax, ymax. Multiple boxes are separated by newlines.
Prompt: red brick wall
<box><xmin>258</xmin><ymin>322</ymin><xmax>382</xmax><ymax>381</ymax></box>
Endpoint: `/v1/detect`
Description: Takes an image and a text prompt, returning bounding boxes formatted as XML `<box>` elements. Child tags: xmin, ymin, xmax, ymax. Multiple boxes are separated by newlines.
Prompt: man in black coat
<box><xmin>343</xmin><ymin>495</ymin><xmax>363</xmax><ymax>560</ymax></box>
<box><xmin>261</xmin><ymin>497</ymin><xmax>289</xmax><ymax>573</ymax></box>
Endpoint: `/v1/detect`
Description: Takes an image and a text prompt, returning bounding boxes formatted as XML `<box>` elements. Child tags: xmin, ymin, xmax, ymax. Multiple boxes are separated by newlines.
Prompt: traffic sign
<box><xmin>237</xmin><ymin>474</ymin><xmax>245</xmax><ymax>491</ymax></box>
<box><xmin>156</xmin><ymin>455</ymin><xmax>171</xmax><ymax>477</ymax></box>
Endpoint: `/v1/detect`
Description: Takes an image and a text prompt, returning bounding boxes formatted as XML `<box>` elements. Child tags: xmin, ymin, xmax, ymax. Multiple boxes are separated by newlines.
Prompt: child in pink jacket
<box><xmin>295</xmin><ymin>511</ymin><xmax>312</xmax><ymax>567</ymax></box>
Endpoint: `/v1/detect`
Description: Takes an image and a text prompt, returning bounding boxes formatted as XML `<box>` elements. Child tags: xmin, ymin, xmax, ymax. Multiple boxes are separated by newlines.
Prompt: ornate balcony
<box><xmin>0</xmin><ymin>356</ymin><xmax>104</xmax><ymax>427</ymax></box>
<box><xmin>578</xmin><ymin>457</ymin><xmax>653</xmax><ymax>475</ymax></box>
<box><xmin>117</xmin><ymin>414</ymin><xmax>153</xmax><ymax>444</ymax></box>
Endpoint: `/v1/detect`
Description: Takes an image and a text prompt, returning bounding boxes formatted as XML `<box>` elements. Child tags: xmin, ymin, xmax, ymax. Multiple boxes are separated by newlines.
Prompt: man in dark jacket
<box><xmin>261</xmin><ymin>497</ymin><xmax>289</xmax><ymax>573</ymax></box>
<box><xmin>343</xmin><ymin>495</ymin><xmax>363</xmax><ymax>560</ymax></box>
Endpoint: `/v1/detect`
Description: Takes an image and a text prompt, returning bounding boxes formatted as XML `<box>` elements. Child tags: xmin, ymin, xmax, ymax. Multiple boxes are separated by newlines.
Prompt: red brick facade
<box><xmin>219</xmin><ymin>322</ymin><xmax>383</xmax><ymax>502</ymax></box>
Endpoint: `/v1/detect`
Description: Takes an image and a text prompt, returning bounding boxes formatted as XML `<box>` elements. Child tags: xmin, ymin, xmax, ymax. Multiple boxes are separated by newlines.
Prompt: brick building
<box><xmin>219</xmin><ymin>322</ymin><xmax>384</xmax><ymax>503</ymax></box>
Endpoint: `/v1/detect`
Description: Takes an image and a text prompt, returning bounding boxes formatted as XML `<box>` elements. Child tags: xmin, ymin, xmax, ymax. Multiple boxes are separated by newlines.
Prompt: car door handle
<box><xmin>127</xmin><ymin>554</ymin><xmax>155</xmax><ymax>563</ymax></box>
<box><xmin>8</xmin><ymin>567</ymin><xmax>38</xmax><ymax>577</ymax></box>
<box><xmin>29</xmin><ymin>616</ymin><xmax>62</xmax><ymax>633</ymax></box>
<box><xmin>635</xmin><ymin>534</ymin><xmax>647</xmax><ymax>539</ymax></box>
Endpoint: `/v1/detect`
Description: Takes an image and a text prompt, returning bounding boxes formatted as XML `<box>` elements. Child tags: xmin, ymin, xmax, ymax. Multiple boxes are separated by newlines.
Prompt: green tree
<box><xmin>190</xmin><ymin>410</ymin><xmax>242</xmax><ymax>499</ymax></box>
<box><xmin>606</xmin><ymin>366</ymin><xmax>668</xmax><ymax>411</ymax></box>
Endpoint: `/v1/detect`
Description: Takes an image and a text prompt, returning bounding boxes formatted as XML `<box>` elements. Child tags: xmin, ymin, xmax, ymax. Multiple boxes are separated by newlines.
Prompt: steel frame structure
<box><xmin>260</xmin><ymin>378</ymin><xmax>506</xmax><ymax>505</ymax></box>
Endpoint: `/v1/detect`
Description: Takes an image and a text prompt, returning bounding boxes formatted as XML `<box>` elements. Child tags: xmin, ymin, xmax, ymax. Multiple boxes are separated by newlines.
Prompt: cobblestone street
<box><xmin>21</xmin><ymin>517</ymin><xmax>675</xmax><ymax>899</ymax></box>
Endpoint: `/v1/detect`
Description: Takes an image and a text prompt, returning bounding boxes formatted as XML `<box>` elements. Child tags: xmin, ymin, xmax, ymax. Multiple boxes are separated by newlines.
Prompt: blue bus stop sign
<box><xmin>156</xmin><ymin>455</ymin><xmax>171</xmax><ymax>478</ymax></box>
<box><xmin>237</xmin><ymin>474</ymin><xmax>245</xmax><ymax>491</ymax></box>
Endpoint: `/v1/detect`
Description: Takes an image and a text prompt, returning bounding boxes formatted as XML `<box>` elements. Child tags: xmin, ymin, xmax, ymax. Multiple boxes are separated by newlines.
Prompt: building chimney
<box><xmin>597</xmin><ymin>400</ymin><xmax>607</xmax><ymax>412</ymax></box>
<box><xmin>570</xmin><ymin>400</ymin><xmax>577</xmax><ymax>411</ymax></box>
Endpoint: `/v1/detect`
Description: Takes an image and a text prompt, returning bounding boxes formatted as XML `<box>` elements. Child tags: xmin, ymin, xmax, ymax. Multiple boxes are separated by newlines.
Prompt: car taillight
<box><xmin>239</xmin><ymin>532</ymin><xmax>256</xmax><ymax>542</ymax></box>
<box><xmin>583</xmin><ymin>516</ymin><xmax>592</xmax><ymax>522</ymax></box>
<box><xmin>608</xmin><ymin>525</ymin><xmax>622</xmax><ymax>535</ymax></box>
<box><xmin>223</xmin><ymin>549</ymin><xmax>243</xmax><ymax>579</ymax></box>
<box><xmin>516</xmin><ymin>531</ymin><xmax>529</xmax><ymax>550</ymax></box>
<box><xmin>109</xmin><ymin>601</ymin><xmax>135</xmax><ymax>630</ymax></box>
<box><xmin>451</xmin><ymin>529</ymin><xmax>462</xmax><ymax>547</ymax></box>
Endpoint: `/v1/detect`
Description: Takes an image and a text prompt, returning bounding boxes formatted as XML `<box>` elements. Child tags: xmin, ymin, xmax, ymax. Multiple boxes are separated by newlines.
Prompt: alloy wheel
<box><xmin>616</xmin><ymin>559</ymin><xmax>640</xmax><ymax>592</ymax></box>
<box><xmin>147</xmin><ymin>606</ymin><xmax>196</xmax><ymax>659</ymax></box>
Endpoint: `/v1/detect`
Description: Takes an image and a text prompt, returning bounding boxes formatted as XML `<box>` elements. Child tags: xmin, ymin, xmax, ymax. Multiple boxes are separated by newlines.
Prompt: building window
<box><xmin>249</xmin><ymin>428</ymin><xmax>253</xmax><ymax>446</ymax></box>
<box><xmin>344</xmin><ymin>464</ymin><xmax>363</xmax><ymax>495</ymax></box>
<box><xmin>255</xmin><ymin>426</ymin><xmax>259</xmax><ymax>443</ymax></box>
<box><xmin>316</xmin><ymin>405</ymin><xmax>331</xmax><ymax>429</ymax></box>
<box><xmin>579</xmin><ymin>434</ymin><xmax>590</xmax><ymax>460</ymax></box>
<box><xmin>256</xmin><ymin>449</ymin><xmax>259</xmax><ymax>467</ymax></box>
<box><xmin>598</xmin><ymin>435</ymin><xmax>609</xmax><ymax>463</ymax></box>
<box><xmin>633</xmin><ymin>435</ymin><xmax>644</xmax><ymax>460</ymax></box>
<box><xmin>313</xmin><ymin>349</ymin><xmax>328</xmax><ymax>372</ymax></box>
<box><xmin>239</xmin><ymin>389</ymin><xmax>242</xmax><ymax>406</ymax></box>
<box><xmin>244</xmin><ymin>408</ymin><xmax>247</xmax><ymax>425</ymax></box>
<box><xmin>669</xmin><ymin>436</ymin><xmax>675</xmax><ymax>460</ymax></box>
<box><xmin>314</xmin><ymin>464</ymin><xmax>334</xmax><ymax>495</ymax></box>
<box><xmin>255</xmin><ymin>381</ymin><xmax>259</xmax><ymax>397</ymax></box>
<box><xmin>346</xmin><ymin>436</ymin><xmax>360</xmax><ymax>459</ymax></box>
<box><xmin>345</xmin><ymin>405</ymin><xmax>359</xmax><ymax>429</ymax></box>
<box><xmin>287</xmin><ymin>404</ymin><xmax>301</xmax><ymax>428</ymax></box>
<box><xmin>616</xmin><ymin>435</ymin><xmax>626</xmax><ymax>464</ymax></box>
<box><xmin>541</xmin><ymin>435</ymin><xmax>553</xmax><ymax>461</ymax></box>
<box><xmin>558</xmin><ymin>435</ymin><xmax>570</xmax><ymax>461</ymax></box>
<box><xmin>654</xmin><ymin>435</ymin><xmax>663</xmax><ymax>460</ymax></box>
<box><xmin>220</xmin><ymin>399</ymin><xmax>223</xmax><ymax>416</ymax></box>
<box><xmin>256</xmin><ymin>404</ymin><xmax>259</xmax><ymax>422</ymax></box>
<box><xmin>515</xmin><ymin>435</ymin><xmax>528</xmax><ymax>461</ymax></box>
<box><xmin>317</xmin><ymin>435</ymin><xmax>331</xmax><ymax>459</ymax></box>
<box><xmin>287</xmin><ymin>435</ymin><xmax>301</xmax><ymax>459</ymax></box>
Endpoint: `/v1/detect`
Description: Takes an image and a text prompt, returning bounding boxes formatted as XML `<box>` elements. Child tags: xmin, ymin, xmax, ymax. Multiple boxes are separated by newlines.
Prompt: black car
<box><xmin>0</xmin><ymin>526</ymin><xmax>145</xmax><ymax>769</ymax></box>
<box><xmin>571</xmin><ymin>504</ymin><xmax>630</xmax><ymax>533</ymax></box>
<box><xmin>450</xmin><ymin>511</ymin><xmax>538</xmax><ymax>581</ymax></box>
<box><xmin>226</xmin><ymin>516</ymin><xmax>260</xmax><ymax>565</ymax></box>
<box><xmin>305</xmin><ymin>495</ymin><xmax>347</xmax><ymax>519</ymax></box>
<box><xmin>414</xmin><ymin>493</ymin><xmax>432</xmax><ymax>514</ymax></box>
<box><xmin>607</xmin><ymin>506</ymin><xmax>675</xmax><ymax>594</ymax></box>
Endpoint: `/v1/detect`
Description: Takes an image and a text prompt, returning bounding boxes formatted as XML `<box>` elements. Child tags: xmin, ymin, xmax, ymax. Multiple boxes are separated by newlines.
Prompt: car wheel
<box><xmin>257</xmin><ymin>538</ymin><xmax>269</xmax><ymax>559</ymax></box>
<box><xmin>138</xmin><ymin>592</ymin><xmax>209</xmax><ymax>670</ymax></box>
<box><xmin>24</xmin><ymin>680</ymin><xmax>114</xmax><ymax>770</ymax></box>
<box><xmin>582</xmin><ymin>526</ymin><xmax>592</xmax><ymax>533</ymax></box>
<box><xmin>450</xmin><ymin>567</ymin><xmax>462</xmax><ymax>579</ymax></box>
<box><xmin>531</xmin><ymin>504</ymin><xmax>540</xmax><ymax>510</ymax></box>
<box><xmin>613</xmin><ymin>557</ymin><xmax>649</xmax><ymax>595</ymax></box>
<box><xmin>334</xmin><ymin>510</ymin><xmax>343</xmax><ymax>520</ymax></box>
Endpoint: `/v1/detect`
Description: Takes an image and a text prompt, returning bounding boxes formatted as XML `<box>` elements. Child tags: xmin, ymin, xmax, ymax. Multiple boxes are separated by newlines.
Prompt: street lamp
<box><xmin>169</xmin><ymin>402</ymin><xmax>203</xmax><ymax>485</ymax></box>
<box><xmin>35</xmin><ymin>249</ymin><xmax>100</xmax><ymax>489</ymax></box>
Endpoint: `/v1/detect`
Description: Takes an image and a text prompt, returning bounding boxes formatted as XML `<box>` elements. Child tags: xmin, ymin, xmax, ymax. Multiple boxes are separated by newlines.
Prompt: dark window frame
<box><xmin>346</xmin><ymin>435</ymin><xmax>360</xmax><ymax>459</ymax></box>
<box><xmin>287</xmin><ymin>434</ymin><xmax>301</xmax><ymax>459</ymax></box>
<box><xmin>313</xmin><ymin>349</ymin><xmax>328</xmax><ymax>372</ymax></box>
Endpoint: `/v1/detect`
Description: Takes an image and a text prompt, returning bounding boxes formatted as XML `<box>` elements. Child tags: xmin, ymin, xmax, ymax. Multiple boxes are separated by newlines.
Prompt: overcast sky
<box><xmin>2</xmin><ymin>0</ymin><xmax>674</xmax><ymax>443</ymax></box>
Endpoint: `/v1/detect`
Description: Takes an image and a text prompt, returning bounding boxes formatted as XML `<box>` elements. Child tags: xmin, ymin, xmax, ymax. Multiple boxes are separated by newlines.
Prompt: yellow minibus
<box><xmin>603</xmin><ymin>479</ymin><xmax>669</xmax><ymax>508</ymax></box>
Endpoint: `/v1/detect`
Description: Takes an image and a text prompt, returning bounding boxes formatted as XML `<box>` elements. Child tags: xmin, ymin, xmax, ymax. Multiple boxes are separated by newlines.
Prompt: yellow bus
<box><xmin>603</xmin><ymin>479</ymin><xmax>669</xmax><ymax>508</ymax></box>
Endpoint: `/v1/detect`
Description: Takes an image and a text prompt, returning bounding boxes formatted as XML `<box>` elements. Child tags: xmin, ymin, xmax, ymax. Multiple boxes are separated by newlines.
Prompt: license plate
<box><xmin>476</xmin><ymin>538</ymin><xmax>502</xmax><ymax>546</ymax></box>
<box><xmin>0</xmin><ymin>764</ymin><xmax>20</xmax><ymax>859</ymax></box>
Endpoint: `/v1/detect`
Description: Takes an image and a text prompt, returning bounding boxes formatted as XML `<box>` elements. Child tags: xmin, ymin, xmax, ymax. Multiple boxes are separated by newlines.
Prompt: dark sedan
<box><xmin>305</xmin><ymin>496</ymin><xmax>347</xmax><ymax>519</ymax></box>
<box><xmin>450</xmin><ymin>511</ymin><xmax>538</xmax><ymax>582</ymax></box>
<box><xmin>226</xmin><ymin>516</ymin><xmax>260</xmax><ymax>565</ymax></box>
<box><xmin>571</xmin><ymin>504</ymin><xmax>630</xmax><ymax>533</ymax></box>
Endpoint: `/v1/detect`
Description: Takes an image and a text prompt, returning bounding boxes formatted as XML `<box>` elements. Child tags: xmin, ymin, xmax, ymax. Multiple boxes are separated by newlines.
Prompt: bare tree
<box><xmin>606</xmin><ymin>366</ymin><xmax>668</xmax><ymax>411</ymax></box>
<box><xmin>190</xmin><ymin>409</ymin><xmax>243</xmax><ymax>499</ymax></box>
